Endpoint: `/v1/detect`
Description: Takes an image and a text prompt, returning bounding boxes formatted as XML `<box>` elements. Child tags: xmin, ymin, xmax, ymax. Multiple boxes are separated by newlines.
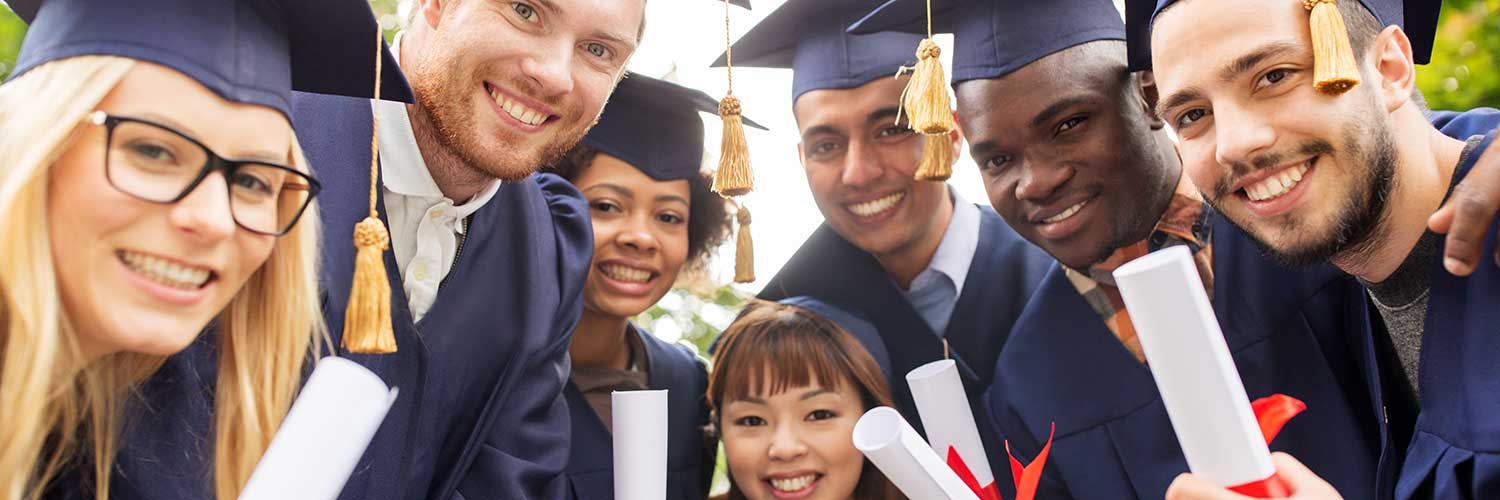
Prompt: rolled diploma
<box><xmin>239</xmin><ymin>356</ymin><xmax>398</xmax><ymax>500</ymax></box>
<box><xmin>907</xmin><ymin>359</ymin><xmax>995</xmax><ymax>488</ymax></box>
<box><xmin>853</xmin><ymin>406</ymin><xmax>981</xmax><ymax>500</ymax></box>
<box><xmin>613</xmin><ymin>390</ymin><xmax>668</xmax><ymax>500</ymax></box>
<box><xmin>1112</xmin><ymin>246</ymin><xmax>1275</xmax><ymax>488</ymax></box>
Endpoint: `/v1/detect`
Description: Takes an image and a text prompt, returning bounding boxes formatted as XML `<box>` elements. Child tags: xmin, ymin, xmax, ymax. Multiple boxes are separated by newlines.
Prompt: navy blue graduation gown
<box><xmin>986</xmin><ymin>213</ymin><xmax>1381</xmax><ymax>500</ymax></box>
<box><xmin>563</xmin><ymin>324</ymin><xmax>712</xmax><ymax>500</ymax></box>
<box><xmin>759</xmin><ymin>206</ymin><xmax>1049</xmax><ymax>425</ymax></box>
<box><xmin>1384</xmin><ymin>110</ymin><xmax>1500</xmax><ymax>500</ymax></box>
<box><xmin>78</xmin><ymin>93</ymin><xmax>594</xmax><ymax>500</ymax></box>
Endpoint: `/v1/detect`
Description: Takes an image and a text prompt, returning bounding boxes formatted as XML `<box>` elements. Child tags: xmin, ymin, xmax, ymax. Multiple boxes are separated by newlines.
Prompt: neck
<box><xmin>569</xmin><ymin>309</ymin><xmax>633</xmax><ymax>370</ymax></box>
<box><xmin>1334</xmin><ymin>118</ymin><xmax>1469</xmax><ymax>282</ymax></box>
<box><xmin>1130</xmin><ymin>130</ymin><xmax>1187</xmax><ymax>248</ymax></box>
<box><xmin>875</xmin><ymin>190</ymin><xmax>955</xmax><ymax>289</ymax></box>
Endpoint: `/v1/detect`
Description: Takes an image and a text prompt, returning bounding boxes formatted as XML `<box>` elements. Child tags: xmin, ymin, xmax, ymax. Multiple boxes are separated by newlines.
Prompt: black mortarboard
<box><xmin>778</xmin><ymin>296</ymin><xmax>893</xmax><ymax>379</ymax></box>
<box><xmin>583</xmin><ymin>73</ymin><xmax>766</xmax><ymax>182</ymax></box>
<box><xmin>8</xmin><ymin>0</ymin><xmax>413</xmax><ymax>118</ymax></box>
<box><xmin>1125</xmin><ymin>0</ymin><xmax>1441</xmax><ymax>72</ymax></box>
<box><xmin>849</xmin><ymin>0</ymin><xmax>1126</xmax><ymax>84</ymax></box>
<box><xmin>711</xmin><ymin>0</ymin><xmax>923</xmax><ymax>103</ymax></box>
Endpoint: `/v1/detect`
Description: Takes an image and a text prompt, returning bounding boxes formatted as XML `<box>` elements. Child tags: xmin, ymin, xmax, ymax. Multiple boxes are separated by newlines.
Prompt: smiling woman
<box><xmin>708</xmin><ymin>298</ymin><xmax>901</xmax><ymax>500</ymax></box>
<box><xmin>0</xmin><ymin>0</ymin><xmax>403</xmax><ymax>498</ymax></box>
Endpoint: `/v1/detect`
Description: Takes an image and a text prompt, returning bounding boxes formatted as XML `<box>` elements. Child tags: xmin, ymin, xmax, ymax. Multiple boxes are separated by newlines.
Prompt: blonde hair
<box><xmin>0</xmin><ymin>55</ymin><xmax>328</xmax><ymax>500</ymax></box>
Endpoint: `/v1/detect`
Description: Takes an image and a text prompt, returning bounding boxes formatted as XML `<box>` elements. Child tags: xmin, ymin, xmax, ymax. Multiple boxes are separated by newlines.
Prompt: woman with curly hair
<box><xmin>545</xmin><ymin>73</ymin><xmax>739</xmax><ymax>500</ymax></box>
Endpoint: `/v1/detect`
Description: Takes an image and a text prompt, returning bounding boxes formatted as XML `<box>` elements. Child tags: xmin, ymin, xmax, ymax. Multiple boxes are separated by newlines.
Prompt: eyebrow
<box><xmin>1029</xmin><ymin>95</ymin><xmax>1093</xmax><ymax>129</ymax></box>
<box><xmin>1154</xmin><ymin>41</ymin><xmax>1303</xmax><ymax>119</ymax></box>
<box><xmin>539</xmin><ymin>0</ymin><xmax>639</xmax><ymax>52</ymax></box>
<box><xmin>799</xmin><ymin>388</ymin><xmax>833</xmax><ymax>401</ymax></box>
<box><xmin>866</xmin><ymin>106</ymin><xmax>903</xmax><ymax>126</ymax></box>
<box><xmin>132</xmin><ymin>111</ymin><xmax>286</xmax><ymax>164</ymax></box>
<box><xmin>654</xmin><ymin>193</ymin><xmax>689</xmax><ymax>206</ymax></box>
<box><xmin>582</xmin><ymin>182</ymin><xmax>632</xmax><ymax>199</ymax></box>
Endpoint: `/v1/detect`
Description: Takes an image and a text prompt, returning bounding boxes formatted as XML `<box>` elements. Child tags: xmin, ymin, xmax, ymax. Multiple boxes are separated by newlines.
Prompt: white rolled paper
<box><xmin>612</xmin><ymin>390</ymin><xmax>668</xmax><ymax>500</ymax></box>
<box><xmin>1112</xmin><ymin>246</ymin><xmax>1275</xmax><ymax>488</ymax></box>
<box><xmin>907</xmin><ymin>359</ymin><xmax>995</xmax><ymax>489</ymax></box>
<box><xmin>240</xmin><ymin>357</ymin><xmax>398</xmax><ymax>500</ymax></box>
<box><xmin>853</xmin><ymin>407</ymin><xmax>981</xmax><ymax>500</ymax></box>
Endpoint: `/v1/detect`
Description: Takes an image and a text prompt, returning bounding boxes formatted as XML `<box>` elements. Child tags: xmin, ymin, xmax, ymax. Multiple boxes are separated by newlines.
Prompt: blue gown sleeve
<box><xmin>454</xmin><ymin>173</ymin><xmax>593</xmax><ymax>499</ymax></box>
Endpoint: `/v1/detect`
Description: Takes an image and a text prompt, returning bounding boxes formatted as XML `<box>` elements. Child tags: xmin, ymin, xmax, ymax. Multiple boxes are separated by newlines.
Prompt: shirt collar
<box><xmin>924</xmin><ymin>188</ymin><xmax>981</xmax><ymax>294</ymax></box>
<box><xmin>372</xmin><ymin>32</ymin><xmax>501</xmax><ymax>210</ymax></box>
<box><xmin>1068</xmin><ymin>171</ymin><xmax>1212</xmax><ymax>285</ymax></box>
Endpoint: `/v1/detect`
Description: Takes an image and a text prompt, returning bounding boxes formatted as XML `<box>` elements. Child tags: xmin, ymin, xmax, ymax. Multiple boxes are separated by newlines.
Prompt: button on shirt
<box><xmin>371</xmin><ymin>35</ymin><xmax>501</xmax><ymax>320</ymax></box>
<box><xmin>903</xmin><ymin>189</ymin><xmax>981</xmax><ymax>335</ymax></box>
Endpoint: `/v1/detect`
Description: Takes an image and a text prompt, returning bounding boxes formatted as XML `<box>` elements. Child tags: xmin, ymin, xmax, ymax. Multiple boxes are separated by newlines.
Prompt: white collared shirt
<box><xmin>372</xmin><ymin>34</ymin><xmax>502</xmax><ymax>320</ymax></box>
<box><xmin>903</xmin><ymin>188</ymin><xmax>981</xmax><ymax>335</ymax></box>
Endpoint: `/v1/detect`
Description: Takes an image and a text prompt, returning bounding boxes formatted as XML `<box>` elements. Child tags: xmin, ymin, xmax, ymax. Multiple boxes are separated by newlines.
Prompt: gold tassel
<box><xmin>899</xmin><ymin>38</ymin><xmax>956</xmax><ymax>135</ymax></box>
<box><xmin>733</xmin><ymin>205</ymin><xmax>755</xmax><ymax>283</ymax></box>
<box><xmin>715</xmin><ymin>94</ymin><xmax>754</xmax><ymax>197</ymax></box>
<box><xmin>913</xmin><ymin>133</ymin><xmax>955</xmax><ymax>181</ymax></box>
<box><xmin>342</xmin><ymin>25</ymin><xmax>396</xmax><ymax>354</ymax></box>
<box><xmin>343</xmin><ymin>217</ymin><xmax>396</xmax><ymax>353</ymax></box>
<box><xmin>1305</xmin><ymin>0</ymin><xmax>1361</xmax><ymax>95</ymax></box>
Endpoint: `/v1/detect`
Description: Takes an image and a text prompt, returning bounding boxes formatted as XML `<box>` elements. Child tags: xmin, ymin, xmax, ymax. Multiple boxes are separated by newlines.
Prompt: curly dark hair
<box><xmin>544</xmin><ymin>144</ymin><xmax>733</xmax><ymax>270</ymax></box>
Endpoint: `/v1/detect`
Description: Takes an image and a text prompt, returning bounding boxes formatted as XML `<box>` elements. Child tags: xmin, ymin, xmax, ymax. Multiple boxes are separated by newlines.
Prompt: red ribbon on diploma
<box><xmin>1224</xmin><ymin>394</ymin><xmax>1307</xmax><ymax>498</ymax></box>
<box><xmin>946</xmin><ymin>446</ymin><xmax>1002</xmax><ymax>500</ymax></box>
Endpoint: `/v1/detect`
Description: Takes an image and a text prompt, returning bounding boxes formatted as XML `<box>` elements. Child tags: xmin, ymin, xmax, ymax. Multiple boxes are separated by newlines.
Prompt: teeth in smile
<box><xmin>1043</xmin><ymin>199</ymin><xmax>1088</xmax><ymax>224</ymax></box>
<box><xmin>1245</xmin><ymin>163</ymin><xmax>1310</xmax><ymax>202</ymax></box>
<box><xmin>490</xmin><ymin>86</ymin><xmax>548</xmax><ymax>126</ymax></box>
<box><xmin>769</xmin><ymin>474</ymin><xmax>816</xmax><ymax>492</ymax></box>
<box><xmin>119</xmin><ymin>251</ymin><xmax>210</xmax><ymax>290</ymax></box>
<box><xmin>848</xmin><ymin>192</ymin><xmax>905</xmax><ymax>217</ymax></box>
<box><xmin>601</xmin><ymin>264</ymin><xmax>652</xmax><ymax>283</ymax></box>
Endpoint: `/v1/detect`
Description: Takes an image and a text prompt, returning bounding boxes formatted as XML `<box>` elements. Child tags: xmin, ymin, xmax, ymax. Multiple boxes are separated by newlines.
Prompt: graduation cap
<box><xmin>778</xmin><ymin>296</ymin><xmax>893</xmax><ymax>379</ymax></box>
<box><xmin>1124</xmin><ymin>0</ymin><xmax>1442</xmax><ymax>95</ymax></box>
<box><xmin>8</xmin><ymin>0</ymin><xmax>413</xmax><ymax>118</ymax></box>
<box><xmin>848</xmin><ymin>0</ymin><xmax>1126</xmax><ymax>85</ymax></box>
<box><xmin>584</xmin><ymin>72</ymin><xmax>767</xmax><ymax>283</ymax></box>
<box><xmin>11</xmin><ymin>0</ymin><xmax>410</xmax><ymax>353</ymax></box>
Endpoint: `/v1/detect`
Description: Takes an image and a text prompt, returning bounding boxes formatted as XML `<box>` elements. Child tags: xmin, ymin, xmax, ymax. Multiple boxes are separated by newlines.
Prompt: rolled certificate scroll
<box><xmin>1113</xmin><ymin>246</ymin><xmax>1287</xmax><ymax>496</ymax></box>
<box><xmin>613</xmin><ymin>390</ymin><xmax>668</xmax><ymax>500</ymax></box>
<box><xmin>853</xmin><ymin>407</ymin><xmax>982</xmax><ymax>500</ymax></box>
<box><xmin>907</xmin><ymin>360</ymin><xmax>999</xmax><ymax>499</ymax></box>
<box><xmin>240</xmin><ymin>357</ymin><xmax>398</xmax><ymax>500</ymax></box>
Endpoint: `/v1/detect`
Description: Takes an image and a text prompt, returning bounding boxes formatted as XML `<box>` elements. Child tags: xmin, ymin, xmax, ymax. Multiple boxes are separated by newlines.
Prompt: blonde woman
<box><xmin>0</xmin><ymin>0</ymin><xmax>408</xmax><ymax>498</ymax></box>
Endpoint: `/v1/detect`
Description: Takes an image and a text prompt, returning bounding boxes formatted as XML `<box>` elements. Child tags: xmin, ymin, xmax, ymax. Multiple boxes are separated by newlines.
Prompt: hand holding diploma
<box><xmin>612</xmin><ymin>390</ymin><xmax>668</xmax><ymax>500</ymax></box>
<box><xmin>1112</xmin><ymin>247</ymin><xmax>1288</xmax><ymax>497</ymax></box>
<box><xmin>239</xmin><ymin>357</ymin><xmax>398</xmax><ymax>500</ymax></box>
<box><xmin>1166</xmin><ymin>453</ymin><xmax>1344</xmax><ymax>500</ymax></box>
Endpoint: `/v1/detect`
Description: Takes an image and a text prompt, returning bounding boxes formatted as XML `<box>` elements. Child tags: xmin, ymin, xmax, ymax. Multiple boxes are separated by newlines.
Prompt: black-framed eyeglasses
<box><xmin>89</xmin><ymin>111</ymin><xmax>321</xmax><ymax>236</ymax></box>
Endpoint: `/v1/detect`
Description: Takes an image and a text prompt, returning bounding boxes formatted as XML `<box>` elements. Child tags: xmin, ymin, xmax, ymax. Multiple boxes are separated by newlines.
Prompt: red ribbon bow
<box><xmin>1225</xmin><ymin>394</ymin><xmax>1308</xmax><ymax>498</ymax></box>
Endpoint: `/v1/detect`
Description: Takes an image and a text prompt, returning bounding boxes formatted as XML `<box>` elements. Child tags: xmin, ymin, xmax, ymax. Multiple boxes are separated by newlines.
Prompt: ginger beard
<box><xmin>407</xmin><ymin>50</ymin><xmax>597</xmax><ymax>183</ymax></box>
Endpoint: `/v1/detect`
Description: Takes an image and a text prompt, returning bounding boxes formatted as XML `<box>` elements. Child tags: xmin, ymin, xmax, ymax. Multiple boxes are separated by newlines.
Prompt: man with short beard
<box><xmin>293</xmin><ymin>2</ymin><xmax>650</xmax><ymax>499</ymax></box>
<box><xmin>1138</xmin><ymin>0</ymin><xmax>1500</xmax><ymax>498</ymax></box>
<box><xmin>725</xmin><ymin>0</ymin><xmax>1051</xmax><ymax>479</ymax></box>
<box><xmin>112</xmin><ymin>1</ymin><xmax>649</xmax><ymax>500</ymax></box>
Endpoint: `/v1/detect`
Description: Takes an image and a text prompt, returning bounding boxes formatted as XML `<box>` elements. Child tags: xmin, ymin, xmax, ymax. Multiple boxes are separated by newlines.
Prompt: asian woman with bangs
<box><xmin>709</xmin><ymin>298</ymin><xmax>902</xmax><ymax>500</ymax></box>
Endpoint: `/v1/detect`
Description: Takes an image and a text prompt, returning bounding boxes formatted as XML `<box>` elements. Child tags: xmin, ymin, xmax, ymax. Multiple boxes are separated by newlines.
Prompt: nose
<box><xmin>839</xmin><ymin>140</ymin><xmax>883</xmax><ymax>188</ymax></box>
<box><xmin>615</xmin><ymin>214</ymin><xmax>660</xmax><ymax>254</ymax></box>
<box><xmin>1212</xmin><ymin>103</ymin><xmax>1276</xmax><ymax>169</ymax></box>
<box><xmin>1014</xmin><ymin>157</ymin><xmax>1073</xmax><ymax>202</ymax></box>
<box><xmin>518</xmin><ymin>40</ymin><xmax>576</xmax><ymax>98</ymax></box>
<box><xmin>767</xmin><ymin>422</ymin><xmax>809</xmax><ymax>462</ymax></box>
<box><xmin>168</xmin><ymin>172</ymin><xmax>238</xmax><ymax>241</ymax></box>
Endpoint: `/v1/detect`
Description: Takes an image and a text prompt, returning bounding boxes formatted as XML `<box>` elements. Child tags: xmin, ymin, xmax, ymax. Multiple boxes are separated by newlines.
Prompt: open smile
<box><xmin>485</xmin><ymin>82</ymin><xmax>556</xmax><ymax>130</ymax></box>
<box><xmin>1234</xmin><ymin>156</ymin><xmax>1317</xmax><ymax>218</ymax></box>
<box><xmin>765</xmin><ymin>472</ymin><xmax>823</xmax><ymax>499</ymax></box>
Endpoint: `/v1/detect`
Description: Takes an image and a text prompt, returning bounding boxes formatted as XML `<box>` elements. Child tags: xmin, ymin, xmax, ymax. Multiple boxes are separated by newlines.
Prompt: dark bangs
<box><xmin>708</xmin><ymin>301</ymin><xmax>892</xmax><ymax>413</ymax></box>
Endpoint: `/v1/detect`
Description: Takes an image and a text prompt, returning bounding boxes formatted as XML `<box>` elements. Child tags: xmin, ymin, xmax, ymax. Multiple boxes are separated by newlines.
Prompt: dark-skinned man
<box><xmin>852</xmin><ymin>0</ymin><xmax>1497</xmax><ymax>497</ymax></box>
